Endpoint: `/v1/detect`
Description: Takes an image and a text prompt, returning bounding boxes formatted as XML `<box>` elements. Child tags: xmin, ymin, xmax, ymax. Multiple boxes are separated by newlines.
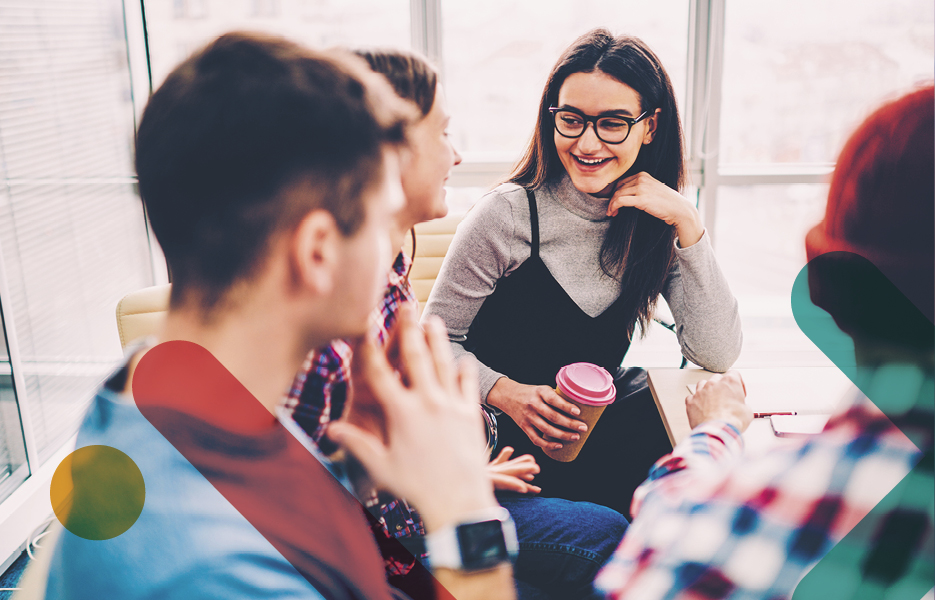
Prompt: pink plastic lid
<box><xmin>555</xmin><ymin>363</ymin><xmax>616</xmax><ymax>406</ymax></box>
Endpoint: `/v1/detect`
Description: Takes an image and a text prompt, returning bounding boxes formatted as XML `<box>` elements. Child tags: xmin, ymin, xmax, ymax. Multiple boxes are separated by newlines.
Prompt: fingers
<box><xmin>607</xmin><ymin>172</ymin><xmax>648</xmax><ymax>216</ymax></box>
<box><xmin>490</xmin><ymin>446</ymin><xmax>514</xmax><ymax>466</ymax></box>
<box><xmin>725</xmin><ymin>370</ymin><xmax>746</xmax><ymax>396</ymax></box>
<box><xmin>521</xmin><ymin>422</ymin><xmax>557</xmax><ymax>450</ymax></box>
<box><xmin>456</xmin><ymin>358</ymin><xmax>480</xmax><ymax>407</ymax></box>
<box><xmin>489</xmin><ymin>473</ymin><xmax>527</xmax><ymax>493</ymax></box>
<box><xmin>532</xmin><ymin>415</ymin><xmax>580</xmax><ymax>444</ymax></box>
<box><xmin>537</xmin><ymin>405</ymin><xmax>587</xmax><ymax>435</ymax></box>
<box><xmin>607</xmin><ymin>192</ymin><xmax>642</xmax><ymax>217</ymax></box>
<box><xmin>616</xmin><ymin>171</ymin><xmax>659</xmax><ymax>191</ymax></box>
<box><xmin>423</xmin><ymin>315</ymin><xmax>457</xmax><ymax>392</ymax></box>
<box><xmin>490</xmin><ymin>453</ymin><xmax>539</xmax><ymax>474</ymax></box>
<box><xmin>540</xmin><ymin>387</ymin><xmax>581</xmax><ymax>417</ymax></box>
<box><xmin>514</xmin><ymin>453</ymin><xmax>538</xmax><ymax>470</ymax></box>
<box><xmin>685</xmin><ymin>372</ymin><xmax>752</xmax><ymax>432</ymax></box>
<box><xmin>489</xmin><ymin>473</ymin><xmax>540</xmax><ymax>495</ymax></box>
<box><xmin>538</xmin><ymin>391</ymin><xmax>588</xmax><ymax>432</ymax></box>
<box><xmin>355</xmin><ymin>334</ymin><xmax>407</xmax><ymax>422</ymax></box>
<box><xmin>394</xmin><ymin>308</ymin><xmax>434</xmax><ymax>390</ymax></box>
<box><xmin>326</xmin><ymin>422</ymin><xmax>390</xmax><ymax>486</ymax></box>
<box><xmin>496</xmin><ymin>459</ymin><xmax>539</xmax><ymax>480</ymax></box>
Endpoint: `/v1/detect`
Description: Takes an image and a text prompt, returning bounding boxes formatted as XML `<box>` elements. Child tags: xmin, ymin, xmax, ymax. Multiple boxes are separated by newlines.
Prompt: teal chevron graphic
<box><xmin>791</xmin><ymin>252</ymin><xmax>934</xmax><ymax>600</ymax></box>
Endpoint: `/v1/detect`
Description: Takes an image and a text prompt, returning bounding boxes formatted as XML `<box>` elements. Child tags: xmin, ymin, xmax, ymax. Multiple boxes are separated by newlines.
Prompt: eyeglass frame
<box><xmin>548</xmin><ymin>106</ymin><xmax>652</xmax><ymax>145</ymax></box>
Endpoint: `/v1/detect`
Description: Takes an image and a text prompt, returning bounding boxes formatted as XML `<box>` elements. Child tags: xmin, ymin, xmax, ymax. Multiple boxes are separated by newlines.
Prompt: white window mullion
<box><xmin>0</xmin><ymin>227</ymin><xmax>39</xmax><ymax>474</ymax></box>
<box><xmin>686</xmin><ymin>0</ymin><xmax>726</xmax><ymax>240</ymax></box>
<box><xmin>410</xmin><ymin>0</ymin><xmax>442</xmax><ymax>68</ymax></box>
<box><xmin>124</xmin><ymin>0</ymin><xmax>169</xmax><ymax>285</ymax></box>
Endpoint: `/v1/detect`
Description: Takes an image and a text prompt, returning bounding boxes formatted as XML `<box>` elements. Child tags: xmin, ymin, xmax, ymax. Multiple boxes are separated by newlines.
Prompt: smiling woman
<box><xmin>550</xmin><ymin>72</ymin><xmax>657</xmax><ymax>194</ymax></box>
<box><xmin>423</xmin><ymin>28</ymin><xmax>743</xmax><ymax>516</ymax></box>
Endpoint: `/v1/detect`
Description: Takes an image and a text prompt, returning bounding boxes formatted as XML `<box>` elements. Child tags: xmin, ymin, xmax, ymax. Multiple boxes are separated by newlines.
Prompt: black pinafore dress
<box><xmin>465</xmin><ymin>190</ymin><xmax>672</xmax><ymax>516</ymax></box>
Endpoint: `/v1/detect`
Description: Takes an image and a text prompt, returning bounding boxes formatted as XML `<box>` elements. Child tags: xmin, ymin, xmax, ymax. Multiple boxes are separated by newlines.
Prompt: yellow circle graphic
<box><xmin>51</xmin><ymin>445</ymin><xmax>145</xmax><ymax>540</ymax></box>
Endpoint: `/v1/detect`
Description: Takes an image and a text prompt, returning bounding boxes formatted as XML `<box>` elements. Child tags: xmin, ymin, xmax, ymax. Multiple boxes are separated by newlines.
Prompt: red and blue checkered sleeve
<box><xmin>631</xmin><ymin>420</ymin><xmax>745</xmax><ymax>518</ymax></box>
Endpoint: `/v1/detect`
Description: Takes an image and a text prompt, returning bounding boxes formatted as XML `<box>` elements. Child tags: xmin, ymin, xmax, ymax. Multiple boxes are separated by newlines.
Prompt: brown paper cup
<box><xmin>542</xmin><ymin>389</ymin><xmax>609</xmax><ymax>462</ymax></box>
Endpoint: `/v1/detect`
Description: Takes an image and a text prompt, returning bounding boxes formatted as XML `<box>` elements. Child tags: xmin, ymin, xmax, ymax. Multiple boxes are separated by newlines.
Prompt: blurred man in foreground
<box><xmin>45</xmin><ymin>32</ymin><xmax>513</xmax><ymax>600</ymax></box>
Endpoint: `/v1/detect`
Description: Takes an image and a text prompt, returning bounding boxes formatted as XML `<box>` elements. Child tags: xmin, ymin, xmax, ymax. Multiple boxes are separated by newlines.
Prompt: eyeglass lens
<box><xmin>553</xmin><ymin>111</ymin><xmax>631</xmax><ymax>143</ymax></box>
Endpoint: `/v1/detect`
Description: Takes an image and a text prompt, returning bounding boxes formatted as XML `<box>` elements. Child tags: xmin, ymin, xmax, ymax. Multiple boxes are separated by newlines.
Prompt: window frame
<box><xmin>0</xmin><ymin>0</ymin><xmax>163</xmax><ymax>570</ymax></box>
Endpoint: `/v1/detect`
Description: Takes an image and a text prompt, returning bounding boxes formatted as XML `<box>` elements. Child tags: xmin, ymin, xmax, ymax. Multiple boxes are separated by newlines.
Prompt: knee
<box><xmin>579</xmin><ymin>502</ymin><xmax>628</xmax><ymax>558</ymax></box>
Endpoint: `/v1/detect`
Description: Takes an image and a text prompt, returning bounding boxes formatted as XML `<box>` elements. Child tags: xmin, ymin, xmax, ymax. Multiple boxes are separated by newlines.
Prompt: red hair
<box><xmin>806</xmin><ymin>85</ymin><xmax>934</xmax><ymax>326</ymax></box>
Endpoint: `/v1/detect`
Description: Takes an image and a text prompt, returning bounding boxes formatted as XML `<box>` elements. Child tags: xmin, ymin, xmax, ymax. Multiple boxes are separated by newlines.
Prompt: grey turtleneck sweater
<box><xmin>422</xmin><ymin>175</ymin><xmax>743</xmax><ymax>400</ymax></box>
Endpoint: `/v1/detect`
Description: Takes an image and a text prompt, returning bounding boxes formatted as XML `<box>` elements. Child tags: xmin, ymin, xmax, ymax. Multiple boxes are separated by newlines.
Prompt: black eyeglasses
<box><xmin>548</xmin><ymin>106</ymin><xmax>651</xmax><ymax>144</ymax></box>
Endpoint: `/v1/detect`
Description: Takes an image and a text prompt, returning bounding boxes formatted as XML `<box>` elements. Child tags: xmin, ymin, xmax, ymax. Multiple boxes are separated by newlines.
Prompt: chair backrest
<box><xmin>114</xmin><ymin>215</ymin><xmax>463</xmax><ymax>347</ymax></box>
<box><xmin>403</xmin><ymin>214</ymin><xmax>461</xmax><ymax>310</ymax></box>
<box><xmin>116</xmin><ymin>284</ymin><xmax>170</xmax><ymax>349</ymax></box>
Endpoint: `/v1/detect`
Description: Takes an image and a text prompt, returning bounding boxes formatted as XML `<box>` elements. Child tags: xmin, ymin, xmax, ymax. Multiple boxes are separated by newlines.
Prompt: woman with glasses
<box><xmin>423</xmin><ymin>29</ymin><xmax>742</xmax><ymax>516</ymax></box>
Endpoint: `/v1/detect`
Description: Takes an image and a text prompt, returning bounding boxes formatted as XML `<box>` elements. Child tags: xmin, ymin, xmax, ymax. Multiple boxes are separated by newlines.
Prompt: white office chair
<box><xmin>115</xmin><ymin>284</ymin><xmax>170</xmax><ymax>350</ymax></box>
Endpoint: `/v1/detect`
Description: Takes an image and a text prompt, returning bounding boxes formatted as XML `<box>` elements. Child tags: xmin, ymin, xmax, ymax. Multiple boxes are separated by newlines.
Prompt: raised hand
<box><xmin>328</xmin><ymin>310</ymin><xmax>498</xmax><ymax>532</ymax></box>
<box><xmin>607</xmin><ymin>171</ymin><xmax>704</xmax><ymax>248</ymax></box>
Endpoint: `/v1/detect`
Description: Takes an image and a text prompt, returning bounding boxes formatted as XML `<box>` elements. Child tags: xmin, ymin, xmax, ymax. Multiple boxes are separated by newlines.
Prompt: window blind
<box><xmin>0</xmin><ymin>0</ymin><xmax>155</xmax><ymax>464</ymax></box>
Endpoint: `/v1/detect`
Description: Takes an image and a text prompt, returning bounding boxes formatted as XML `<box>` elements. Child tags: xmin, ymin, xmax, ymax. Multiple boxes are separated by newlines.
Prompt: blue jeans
<box><xmin>497</xmin><ymin>492</ymin><xmax>629</xmax><ymax>600</ymax></box>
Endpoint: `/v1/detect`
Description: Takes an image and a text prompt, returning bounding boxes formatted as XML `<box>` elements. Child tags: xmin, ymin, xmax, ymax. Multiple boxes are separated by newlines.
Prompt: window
<box><xmin>720</xmin><ymin>0</ymin><xmax>933</xmax><ymax>165</ymax></box>
<box><xmin>251</xmin><ymin>0</ymin><xmax>281</xmax><ymax>17</ymax></box>
<box><xmin>0</xmin><ymin>0</ymin><xmax>156</xmax><ymax>560</ymax></box>
<box><xmin>0</xmin><ymin>312</ymin><xmax>27</xmax><ymax>505</ymax></box>
<box><xmin>174</xmin><ymin>0</ymin><xmax>207</xmax><ymax>19</ymax></box>
<box><xmin>707</xmin><ymin>0</ymin><xmax>934</xmax><ymax>367</ymax></box>
<box><xmin>441</xmin><ymin>0</ymin><xmax>690</xmax><ymax>162</ymax></box>
<box><xmin>145</xmin><ymin>0</ymin><xmax>411</xmax><ymax>88</ymax></box>
<box><xmin>713</xmin><ymin>184</ymin><xmax>833</xmax><ymax>367</ymax></box>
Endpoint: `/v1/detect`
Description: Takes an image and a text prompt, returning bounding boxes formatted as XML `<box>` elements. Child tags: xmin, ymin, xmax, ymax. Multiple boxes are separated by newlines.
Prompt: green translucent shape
<box><xmin>51</xmin><ymin>445</ymin><xmax>146</xmax><ymax>541</ymax></box>
<box><xmin>790</xmin><ymin>253</ymin><xmax>934</xmax><ymax>600</ymax></box>
<box><xmin>790</xmin><ymin>263</ymin><xmax>858</xmax><ymax>382</ymax></box>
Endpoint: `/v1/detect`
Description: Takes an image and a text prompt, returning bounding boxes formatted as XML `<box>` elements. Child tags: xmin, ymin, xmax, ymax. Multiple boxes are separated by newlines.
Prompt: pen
<box><xmin>685</xmin><ymin>386</ymin><xmax>797</xmax><ymax>419</ymax></box>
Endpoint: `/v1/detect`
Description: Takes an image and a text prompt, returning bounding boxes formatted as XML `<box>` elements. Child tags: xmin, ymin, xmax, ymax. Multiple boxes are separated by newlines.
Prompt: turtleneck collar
<box><xmin>541</xmin><ymin>173</ymin><xmax>613</xmax><ymax>222</ymax></box>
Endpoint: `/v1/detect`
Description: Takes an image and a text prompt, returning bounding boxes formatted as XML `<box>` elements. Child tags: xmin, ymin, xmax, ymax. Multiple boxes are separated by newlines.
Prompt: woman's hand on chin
<box><xmin>607</xmin><ymin>171</ymin><xmax>705</xmax><ymax>248</ymax></box>
<box><xmin>486</xmin><ymin>377</ymin><xmax>588</xmax><ymax>451</ymax></box>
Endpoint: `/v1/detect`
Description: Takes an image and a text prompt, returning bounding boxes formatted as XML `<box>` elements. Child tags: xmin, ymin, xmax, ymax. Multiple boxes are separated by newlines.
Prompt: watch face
<box><xmin>457</xmin><ymin>519</ymin><xmax>508</xmax><ymax>570</ymax></box>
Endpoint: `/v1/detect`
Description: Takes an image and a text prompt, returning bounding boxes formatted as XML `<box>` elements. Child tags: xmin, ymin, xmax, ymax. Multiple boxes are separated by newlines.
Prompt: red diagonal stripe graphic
<box><xmin>132</xmin><ymin>340</ymin><xmax>453</xmax><ymax>600</ymax></box>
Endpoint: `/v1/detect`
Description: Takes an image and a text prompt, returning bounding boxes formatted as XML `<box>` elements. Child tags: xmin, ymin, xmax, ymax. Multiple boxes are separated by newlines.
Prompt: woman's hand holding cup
<box><xmin>486</xmin><ymin>378</ymin><xmax>588</xmax><ymax>451</ymax></box>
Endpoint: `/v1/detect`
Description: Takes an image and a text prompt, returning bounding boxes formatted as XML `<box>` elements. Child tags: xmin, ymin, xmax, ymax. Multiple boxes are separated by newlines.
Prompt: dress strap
<box><xmin>525</xmin><ymin>189</ymin><xmax>540</xmax><ymax>258</ymax></box>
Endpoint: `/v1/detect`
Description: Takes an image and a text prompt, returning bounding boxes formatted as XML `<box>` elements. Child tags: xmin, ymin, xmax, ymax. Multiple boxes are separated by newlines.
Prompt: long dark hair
<box><xmin>510</xmin><ymin>29</ymin><xmax>685</xmax><ymax>339</ymax></box>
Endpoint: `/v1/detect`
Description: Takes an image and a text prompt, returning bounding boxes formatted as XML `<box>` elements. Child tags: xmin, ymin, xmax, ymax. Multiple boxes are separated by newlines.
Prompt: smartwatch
<box><xmin>424</xmin><ymin>506</ymin><xmax>519</xmax><ymax>572</ymax></box>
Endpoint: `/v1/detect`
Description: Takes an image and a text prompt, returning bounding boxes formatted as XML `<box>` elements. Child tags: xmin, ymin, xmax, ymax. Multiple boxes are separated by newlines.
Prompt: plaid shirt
<box><xmin>284</xmin><ymin>252</ymin><xmax>427</xmax><ymax>577</ymax></box>
<box><xmin>595</xmin><ymin>365</ymin><xmax>934</xmax><ymax>599</ymax></box>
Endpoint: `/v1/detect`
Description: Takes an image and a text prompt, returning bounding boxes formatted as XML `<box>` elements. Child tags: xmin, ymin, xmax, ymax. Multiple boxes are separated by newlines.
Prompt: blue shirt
<box><xmin>46</xmin><ymin>385</ymin><xmax>327</xmax><ymax>600</ymax></box>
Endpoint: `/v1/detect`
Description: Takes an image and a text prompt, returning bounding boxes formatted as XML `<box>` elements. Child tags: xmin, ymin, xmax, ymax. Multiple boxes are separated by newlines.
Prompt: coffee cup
<box><xmin>543</xmin><ymin>362</ymin><xmax>616</xmax><ymax>462</ymax></box>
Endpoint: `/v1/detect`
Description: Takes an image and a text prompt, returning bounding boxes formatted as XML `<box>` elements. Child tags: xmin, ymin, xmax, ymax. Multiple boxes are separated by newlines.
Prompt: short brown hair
<box><xmin>135</xmin><ymin>32</ymin><xmax>412</xmax><ymax>311</ymax></box>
